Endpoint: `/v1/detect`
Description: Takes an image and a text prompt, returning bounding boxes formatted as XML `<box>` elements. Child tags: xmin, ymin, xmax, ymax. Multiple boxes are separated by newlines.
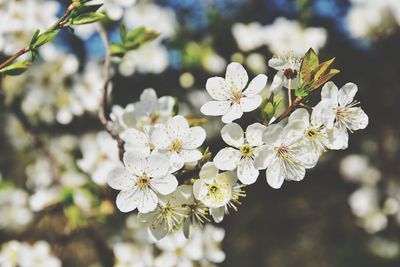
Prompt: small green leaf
<box><xmin>125</xmin><ymin>26</ymin><xmax>146</xmax><ymax>42</ymax></box>
<box><xmin>29</xmin><ymin>29</ymin><xmax>41</xmax><ymax>49</ymax></box>
<box><xmin>299</xmin><ymin>48</ymin><xmax>319</xmax><ymax>84</ymax></box>
<box><xmin>311</xmin><ymin>69</ymin><xmax>340</xmax><ymax>89</ymax></box>
<box><xmin>70</xmin><ymin>12</ymin><xmax>105</xmax><ymax>25</ymax></box>
<box><xmin>119</xmin><ymin>23</ymin><xmax>127</xmax><ymax>43</ymax></box>
<box><xmin>110</xmin><ymin>43</ymin><xmax>126</xmax><ymax>57</ymax></box>
<box><xmin>311</xmin><ymin>57</ymin><xmax>335</xmax><ymax>82</ymax></box>
<box><xmin>75</xmin><ymin>3</ymin><xmax>103</xmax><ymax>15</ymax></box>
<box><xmin>0</xmin><ymin>60</ymin><xmax>31</xmax><ymax>76</ymax></box>
<box><xmin>31</xmin><ymin>30</ymin><xmax>58</xmax><ymax>49</ymax></box>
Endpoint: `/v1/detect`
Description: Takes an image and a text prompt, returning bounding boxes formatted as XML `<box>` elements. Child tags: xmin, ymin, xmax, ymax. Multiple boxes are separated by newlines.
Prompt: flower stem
<box><xmin>287</xmin><ymin>78</ymin><xmax>292</xmax><ymax>106</ymax></box>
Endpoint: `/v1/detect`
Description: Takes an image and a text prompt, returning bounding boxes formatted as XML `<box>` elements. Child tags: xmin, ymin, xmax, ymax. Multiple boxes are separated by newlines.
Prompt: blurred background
<box><xmin>1</xmin><ymin>0</ymin><xmax>400</xmax><ymax>266</ymax></box>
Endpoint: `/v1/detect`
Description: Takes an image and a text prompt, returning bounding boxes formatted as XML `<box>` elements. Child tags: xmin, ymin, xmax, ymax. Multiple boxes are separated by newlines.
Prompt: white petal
<box><xmin>221</xmin><ymin>123</ymin><xmax>244</xmax><ymax>147</ymax></box>
<box><xmin>288</xmin><ymin>108</ymin><xmax>310</xmax><ymax>124</ymax></box>
<box><xmin>169</xmin><ymin>152</ymin><xmax>185</xmax><ymax>171</ymax></box>
<box><xmin>262</xmin><ymin>124</ymin><xmax>283</xmax><ymax>145</ymax></box>
<box><xmin>167</xmin><ymin>115</ymin><xmax>189</xmax><ymax>140</ymax></box>
<box><xmin>121</xmin><ymin>128</ymin><xmax>150</xmax><ymax>156</ymax></box>
<box><xmin>123</xmin><ymin>151</ymin><xmax>146</xmax><ymax>176</ymax></box>
<box><xmin>328</xmin><ymin>127</ymin><xmax>349</xmax><ymax>150</ymax></box>
<box><xmin>222</xmin><ymin>103</ymin><xmax>243</xmax><ymax>123</ymax></box>
<box><xmin>265</xmin><ymin>159</ymin><xmax>285</xmax><ymax>189</ymax></box>
<box><xmin>200</xmin><ymin>100</ymin><xmax>231</xmax><ymax>116</ymax></box>
<box><xmin>193</xmin><ymin>179</ymin><xmax>207</xmax><ymax>201</ymax></box>
<box><xmin>347</xmin><ymin>107</ymin><xmax>369</xmax><ymax>130</ymax></box>
<box><xmin>237</xmin><ymin>157</ymin><xmax>259</xmax><ymax>185</ymax></box>
<box><xmin>210</xmin><ymin>207</ymin><xmax>225</xmax><ymax>223</ymax></box>
<box><xmin>311</xmin><ymin>99</ymin><xmax>335</xmax><ymax>128</ymax></box>
<box><xmin>268</xmin><ymin>57</ymin><xmax>286</xmax><ymax>70</ymax></box>
<box><xmin>180</xmin><ymin>149</ymin><xmax>203</xmax><ymax>162</ymax></box>
<box><xmin>246</xmin><ymin>122</ymin><xmax>267</xmax><ymax>147</ymax></box>
<box><xmin>206</xmin><ymin>77</ymin><xmax>229</xmax><ymax>100</ymax></box>
<box><xmin>107</xmin><ymin>167</ymin><xmax>134</xmax><ymax>190</ymax></box>
<box><xmin>182</xmin><ymin>127</ymin><xmax>206</xmax><ymax>149</ymax></box>
<box><xmin>116</xmin><ymin>188</ymin><xmax>140</xmax><ymax>212</ymax></box>
<box><xmin>293</xmin><ymin>143</ymin><xmax>319</xmax><ymax>169</ymax></box>
<box><xmin>254</xmin><ymin>146</ymin><xmax>275</xmax><ymax>169</ymax></box>
<box><xmin>225</xmin><ymin>62</ymin><xmax>248</xmax><ymax>90</ymax></box>
<box><xmin>213</xmin><ymin>147</ymin><xmax>241</xmax><ymax>170</ymax></box>
<box><xmin>199</xmin><ymin>162</ymin><xmax>219</xmax><ymax>181</ymax></box>
<box><xmin>270</xmin><ymin>72</ymin><xmax>284</xmax><ymax>92</ymax></box>
<box><xmin>338</xmin><ymin>83</ymin><xmax>358</xmax><ymax>107</ymax></box>
<box><xmin>137</xmin><ymin>188</ymin><xmax>158</xmax><ymax>213</ymax></box>
<box><xmin>151</xmin><ymin>128</ymin><xmax>171</xmax><ymax>150</ymax></box>
<box><xmin>240</xmin><ymin>95</ymin><xmax>262</xmax><ymax>112</ymax></box>
<box><xmin>243</xmin><ymin>74</ymin><xmax>267</xmax><ymax>96</ymax></box>
<box><xmin>150</xmin><ymin>174</ymin><xmax>178</xmax><ymax>195</ymax></box>
<box><xmin>321</xmin><ymin>81</ymin><xmax>338</xmax><ymax>104</ymax></box>
<box><xmin>145</xmin><ymin>153</ymin><xmax>170</xmax><ymax>177</ymax></box>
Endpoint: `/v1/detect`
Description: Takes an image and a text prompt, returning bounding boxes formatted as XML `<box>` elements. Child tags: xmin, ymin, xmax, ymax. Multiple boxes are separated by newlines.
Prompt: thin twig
<box><xmin>287</xmin><ymin>79</ymin><xmax>292</xmax><ymax>106</ymax></box>
<box><xmin>98</xmin><ymin>24</ymin><xmax>125</xmax><ymax>161</ymax></box>
<box><xmin>0</xmin><ymin>2</ymin><xmax>77</xmax><ymax>70</ymax></box>
<box><xmin>273</xmin><ymin>96</ymin><xmax>303</xmax><ymax>124</ymax></box>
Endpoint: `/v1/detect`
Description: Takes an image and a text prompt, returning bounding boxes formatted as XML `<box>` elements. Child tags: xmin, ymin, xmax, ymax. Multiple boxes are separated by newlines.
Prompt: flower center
<box><xmin>230</xmin><ymin>90</ymin><xmax>243</xmax><ymax>104</ymax></box>
<box><xmin>283</xmin><ymin>68</ymin><xmax>298</xmax><ymax>80</ymax></box>
<box><xmin>239</xmin><ymin>144</ymin><xmax>254</xmax><ymax>157</ymax></box>
<box><xmin>136</xmin><ymin>175</ymin><xmax>150</xmax><ymax>189</ymax></box>
<box><xmin>149</xmin><ymin>113</ymin><xmax>160</xmax><ymax>124</ymax></box>
<box><xmin>275</xmin><ymin>145</ymin><xmax>289</xmax><ymax>158</ymax></box>
<box><xmin>170</xmin><ymin>139</ymin><xmax>183</xmax><ymax>153</ymax></box>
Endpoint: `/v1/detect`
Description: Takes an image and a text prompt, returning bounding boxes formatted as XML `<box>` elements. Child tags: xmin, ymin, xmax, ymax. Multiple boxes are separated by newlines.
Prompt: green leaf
<box><xmin>123</xmin><ymin>27</ymin><xmax>160</xmax><ymax>51</ymax></box>
<box><xmin>0</xmin><ymin>60</ymin><xmax>31</xmax><ymax>76</ymax></box>
<box><xmin>70</xmin><ymin>12</ymin><xmax>105</xmax><ymax>25</ymax></box>
<box><xmin>311</xmin><ymin>57</ymin><xmax>335</xmax><ymax>82</ymax></box>
<box><xmin>299</xmin><ymin>48</ymin><xmax>319</xmax><ymax>84</ymax></box>
<box><xmin>311</xmin><ymin>69</ymin><xmax>340</xmax><ymax>89</ymax></box>
<box><xmin>31</xmin><ymin>30</ymin><xmax>58</xmax><ymax>49</ymax></box>
<box><xmin>29</xmin><ymin>29</ymin><xmax>41</xmax><ymax>49</ymax></box>
<box><xmin>110</xmin><ymin>43</ymin><xmax>126</xmax><ymax>57</ymax></box>
<box><xmin>75</xmin><ymin>3</ymin><xmax>103</xmax><ymax>15</ymax></box>
<box><xmin>125</xmin><ymin>26</ymin><xmax>146</xmax><ymax>42</ymax></box>
<box><xmin>119</xmin><ymin>23</ymin><xmax>127</xmax><ymax>43</ymax></box>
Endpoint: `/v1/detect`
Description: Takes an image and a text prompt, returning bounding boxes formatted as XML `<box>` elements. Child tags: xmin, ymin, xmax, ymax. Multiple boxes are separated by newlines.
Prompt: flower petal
<box><xmin>150</xmin><ymin>128</ymin><xmax>171</xmax><ymax>150</ymax></box>
<box><xmin>237</xmin><ymin>157</ymin><xmax>259</xmax><ymax>185</ymax></box>
<box><xmin>169</xmin><ymin>152</ymin><xmax>185</xmax><ymax>172</ymax></box>
<box><xmin>222</xmin><ymin>103</ymin><xmax>243</xmax><ymax>123</ymax></box>
<box><xmin>137</xmin><ymin>188</ymin><xmax>158</xmax><ymax>214</ymax></box>
<box><xmin>145</xmin><ymin>153</ymin><xmax>170</xmax><ymax>177</ymax></box>
<box><xmin>200</xmin><ymin>100</ymin><xmax>231</xmax><ymax>116</ymax></box>
<box><xmin>116</xmin><ymin>188</ymin><xmax>140</xmax><ymax>212</ymax></box>
<box><xmin>225</xmin><ymin>62</ymin><xmax>248</xmax><ymax>90</ymax></box>
<box><xmin>254</xmin><ymin>146</ymin><xmax>275</xmax><ymax>169</ymax></box>
<box><xmin>107</xmin><ymin>167</ymin><xmax>134</xmax><ymax>190</ymax></box>
<box><xmin>262</xmin><ymin>124</ymin><xmax>283</xmax><ymax>145</ymax></box>
<box><xmin>243</xmin><ymin>74</ymin><xmax>267</xmax><ymax>96</ymax></box>
<box><xmin>338</xmin><ymin>83</ymin><xmax>358</xmax><ymax>107</ymax></box>
<box><xmin>221</xmin><ymin>123</ymin><xmax>244</xmax><ymax>147</ymax></box>
<box><xmin>121</xmin><ymin>128</ymin><xmax>150</xmax><ymax>156</ymax></box>
<box><xmin>288</xmin><ymin>108</ymin><xmax>310</xmax><ymax>124</ymax></box>
<box><xmin>347</xmin><ymin>107</ymin><xmax>369</xmax><ymax>131</ymax></box>
<box><xmin>321</xmin><ymin>81</ymin><xmax>338</xmax><ymax>104</ymax></box>
<box><xmin>210</xmin><ymin>207</ymin><xmax>225</xmax><ymax>223</ymax></box>
<box><xmin>150</xmin><ymin>174</ymin><xmax>178</xmax><ymax>195</ymax></box>
<box><xmin>268</xmin><ymin>57</ymin><xmax>286</xmax><ymax>70</ymax></box>
<box><xmin>123</xmin><ymin>151</ymin><xmax>146</xmax><ymax>176</ymax></box>
<box><xmin>265</xmin><ymin>159</ymin><xmax>285</xmax><ymax>189</ymax></box>
<box><xmin>182</xmin><ymin>127</ymin><xmax>206</xmax><ymax>149</ymax></box>
<box><xmin>270</xmin><ymin>72</ymin><xmax>284</xmax><ymax>92</ymax></box>
<box><xmin>240</xmin><ymin>95</ymin><xmax>262</xmax><ymax>112</ymax></box>
<box><xmin>180</xmin><ymin>149</ymin><xmax>203</xmax><ymax>163</ymax></box>
<box><xmin>246</xmin><ymin>122</ymin><xmax>267</xmax><ymax>147</ymax></box>
<box><xmin>213</xmin><ymin>147</ymin><xmax>241</xmax><ymax>170</ymax></box>
<box><xmin>206</xmin><ymin>77</ymin><xmax>229</xmax><ymax>100</ymax></box>
<box><xmin>199</xmin><ymin>162</ymin><xmax>219</xmax><ymax>181</ymax></box>
<box><xmin>328</xmin><ymin>127</ymin><xmax>349</xmax><ymax>150</ymax></box>
<box><xmin>311</xmin><ymin>99</ymin><xmax>335</xmax><ymax>128</ymax></box>
<box><xmin>167</xmin><ymin>115</ymin><xmax>189</xmax><ymax>140</ymax></box>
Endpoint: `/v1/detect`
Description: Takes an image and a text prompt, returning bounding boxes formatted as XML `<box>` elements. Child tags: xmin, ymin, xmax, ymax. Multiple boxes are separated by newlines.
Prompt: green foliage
<box><xmin>64</xmin><ymin>205</ymin><xmax>87</xmax><ymax>228</ymax></box>
<box><xmin>110</xmin><ymin>25</ymin><xmax>160</xmax><ymax>57</ymax></box>
<box><xmin>0</xmin><ymin>60</ymin><xmax>31</xmax><ymax>76</ymax></box>
<box><xmin>296</xmin><ymin>48</ymin><xmax>340</xmax><ymax>97</ymax></box>
<box><xmin>260</xmin><ymin>92</ymin><xmax>283</xmax><ymax>122</ymax></box>
<box><xmin>70</xmin><ymin>12</ymin><xmax>106</xmax><ymax>25</ymax></box>
<box><xmin>30</xmin><ymin>30</ymin><xmax>59</xmax><ymax>50</ymax></box>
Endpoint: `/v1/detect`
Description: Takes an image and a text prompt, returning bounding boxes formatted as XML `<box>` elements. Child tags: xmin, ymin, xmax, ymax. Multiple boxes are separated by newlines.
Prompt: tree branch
<box><xmin>273</xmin><ymin>96</ymin><xmax>303</xmax><ymax>124</ymax></box>
<box><xmin>98</xmin><ymin>24</ymin><xmax>125</xmax><ymax>161</ymax></box>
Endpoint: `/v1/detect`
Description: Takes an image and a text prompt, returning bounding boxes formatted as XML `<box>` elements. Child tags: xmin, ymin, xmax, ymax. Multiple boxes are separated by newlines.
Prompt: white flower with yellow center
<box><xmin>107</xmin><ymin>152</ymin><xmax>178</xmax><ymax>214</ymax></box>
<box><xmin>193</xmin><ymin>162</ymin><xmax>245</xmax><ymax>223</ymax></box>
<box><xmin>254</xmin><ymin>122</ymin><xmax>318</xmax><ymax>189</ymax></box>
<box><xmin>150</xmin><ymin>115</ymin><xmax>206</xmax><ymax>171</ymax></box>
<box><xmin>200</xmin><ymin>62</ymin><xmax>267</xmax><ymax>123</ymax></box>
<box><xmin>138</xmin><ymin>185</ymin><xmax>189</xmax><ymax>241</ymax></box>
<box><xmin>213</xmin><ymin>122</ymin><xmax>267</xmax><ymax>185</ymax></box>
<box><xmin>319</xmin><ymin>82</ymin><xmax>369</xmax><ymax>150</ymax></box>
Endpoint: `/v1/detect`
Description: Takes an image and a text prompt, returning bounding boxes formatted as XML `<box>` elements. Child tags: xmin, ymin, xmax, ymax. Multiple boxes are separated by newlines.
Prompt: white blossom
<box><xmin>214</xmin><ymin>122</ymin><xmax>267</xmax><ymax>185</ymax></box>
<box><xmin>268</xmin><ymin>54</ymin><xmax>302</xmax><ymax>92</ymax></box>
<box><xmin>200</xmin><ymin>62</ymin><xmax>267</xmax><ymax>123</ymax></box>
<box><xmin>151</xmin><ymin>115</ymin><xmax>206</xmax><ymax>171</ymax></box>
<box><xmin>108</xmin><ymin>152</ymin><xmax>178</xmax><ymax>213</ymax></box>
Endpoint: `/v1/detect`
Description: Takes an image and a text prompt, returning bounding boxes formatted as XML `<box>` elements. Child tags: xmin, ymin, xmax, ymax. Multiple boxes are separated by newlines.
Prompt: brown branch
<box><xmin>273</xmin><ymin>96</ymin><xmax>303</xmax><ymax>124</ymax></box>
<box><xmin>0</xmin><ymin>2</ymin><xmax>77</xmax><ymax>71</ymax></box>
<box><xmin>98</xmin><ymin>24</ymin><xmax>125</xmax><ymax>161</ymax></box>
